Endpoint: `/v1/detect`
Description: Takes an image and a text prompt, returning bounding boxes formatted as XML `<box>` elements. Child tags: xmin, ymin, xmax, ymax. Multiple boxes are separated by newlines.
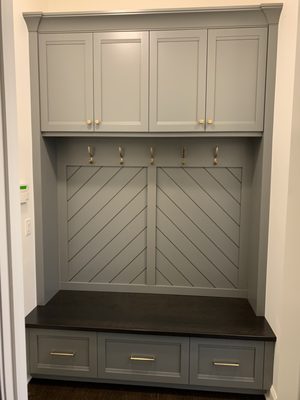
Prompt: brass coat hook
<box><xmin>181</xmin><ymin>146</ymin><xmax>186</xmax><ymax>166</ymax></box>
<box><xmin>150</xmin><ymin>147</ymin><xmax>155</xmax><ymax>165</ymax></box>
<box><xmin>214</xmin><ymin>145</ymin><xmax>219</xmax><ymax>166</ymax></box>
<box><xmin>119</xmin><ymin>146</ymin><xmax>124</xmax><ymax>165</ymax></box>
<box><xmin>88</xmin><ymin>145</ymin><xmax>95</xmax><ymax>164</ymax></box>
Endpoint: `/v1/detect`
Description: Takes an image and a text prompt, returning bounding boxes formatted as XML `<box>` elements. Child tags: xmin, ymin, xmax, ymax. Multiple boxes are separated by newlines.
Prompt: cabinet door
<box><xmin>29</xmin><ymin>329</ymin><xmax>97</xmax><ymax>378</ymax></box>
<box><xmin>98</xmin><ymin>333</ymin><xmax>189</xmax><ymax>384</ymax></box>
<box><xmin>150</xmin><ymin>30</ymin><xmax>207</xmax><ymax>132</ymax></box>
<box><xmin>190</xmin><ymin>338</ymin><xmax>264</xmax><ymax>390</ymax></box>
<box><xmin>206</xmin><ymin>28</ymin><xmax>267</xmax><ymax>132</ymax></box>
<box><xmin>94</xmin><ymin>32</ymin><xmax>149</xmax><ymax>132</ymax></box>
<box><xmin>39</xmin><ymin>33</ymin><xmax>94</xmax><ymax>132</ymax></box>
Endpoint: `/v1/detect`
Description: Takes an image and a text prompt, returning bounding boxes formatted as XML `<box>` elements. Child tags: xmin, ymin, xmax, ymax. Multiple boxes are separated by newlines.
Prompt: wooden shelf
<box><xmin>26</xmin><ymin>290</ymin><xmax>276</xmax><ymax>341</ymax></box>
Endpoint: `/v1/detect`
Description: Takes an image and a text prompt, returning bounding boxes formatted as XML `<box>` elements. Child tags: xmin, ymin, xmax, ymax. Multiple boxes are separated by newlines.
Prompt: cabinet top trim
<box><xmin>24</xmin><ymin>4</ymin><xmax>282</xmax><ymax>32</ymax></box>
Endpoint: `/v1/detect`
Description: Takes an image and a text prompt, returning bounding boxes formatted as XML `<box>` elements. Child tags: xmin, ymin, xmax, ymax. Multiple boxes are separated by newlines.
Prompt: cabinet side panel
<box><xmin>28</xmin><ymin>31</ymin><xmax>59</xmax><ymax>304</ymax></box>
<box><xmin>248</xmin><ymin>24</ymin><xmax>279</xmax><ymax>315</ymax></box>
<box><xmin>28</xmin><ymin>30</ymin><xmax>45</xmax><ymax>304</ymax></box>
<box><xmin>41</xmin><ymin>139</ymin><xmax>59</xmax><ymax>302</ymax></box>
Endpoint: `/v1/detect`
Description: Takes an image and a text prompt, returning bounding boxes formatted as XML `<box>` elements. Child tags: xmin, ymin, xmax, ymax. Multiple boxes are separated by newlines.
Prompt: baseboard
<box><xmin>265</xmin><ymin>386</ymin><xmax>278</xmax><ymax>400</ymax></box>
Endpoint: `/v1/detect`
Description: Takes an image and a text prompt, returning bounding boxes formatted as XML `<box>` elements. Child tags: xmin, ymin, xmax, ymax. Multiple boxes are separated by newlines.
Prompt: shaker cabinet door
<box><xmin>149</xmin><ymin>30</ymin><xmax>207</xmax><ymax>132</ymax></box>
<box><xmin>93</xmin><ymin>32</ymin><xmax>149</xmax><ymax>132</ymax></box>
<box><xmin>206</xmin><ymin>28</ymin><xmax>267</xmax><ymax>132</ymax></box>
<box><xmin>39</xmin><ymin>33</ymin><xmax>94</xmax><ymax>132</ymax></box>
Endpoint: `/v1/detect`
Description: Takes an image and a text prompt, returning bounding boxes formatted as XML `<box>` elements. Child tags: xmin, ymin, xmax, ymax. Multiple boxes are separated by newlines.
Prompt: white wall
<box><xmin>14</xmin><ymin>0</ymin><xmax>300</xmax><ymax>398</ymax></box>
<box><xmin>12</xmin><ymin>0</ymin><xmax>41</xmax><ymax>315</ymax></box>
<box><xmin>265</xmin><ymin>0</ymin><xmax>300</xmax><ymax>398</ymax></box>
<box><xmin>1</xmin><ymin>0</ymin><xmax>31</xmax><ymax>397</ymax></box>
<box><xmin>266</xmin><ymin>1</ymin><xmax>300</xmax><ymax>398</ymax></box>
<box><xmin>39</xmin><ymin>0</ymin><xmax>279</xmax><ymax>11</ymax></box>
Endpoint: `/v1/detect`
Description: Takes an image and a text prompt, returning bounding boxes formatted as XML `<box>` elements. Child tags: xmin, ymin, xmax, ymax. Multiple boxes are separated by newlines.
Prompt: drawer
<box><xmin>98</xmin><ymin>333</ymin><xmax>189</xmax><ymax>384</ymax></box>
<box><xmin>28</xmin><ymin>329</ymin><xmax>97</xmax><ymax>377</ymax></box>
<box><xmin>190</xmin><ymin>338</ymin><xmax>264</xmax><ymax>390</ymax></box>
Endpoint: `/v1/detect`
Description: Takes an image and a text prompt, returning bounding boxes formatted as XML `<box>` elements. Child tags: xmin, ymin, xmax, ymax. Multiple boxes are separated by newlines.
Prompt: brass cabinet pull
<box><xmin>49</xmin><ymin>351</ymin><xmax>76</xmax><ymax>357</ymax></box>
<box><xmin>207</xmin><ymin>119</ymin><xmax>214</xmax><ymax>124</ymax></box>
<box><xmin>213</xmin><ymin>361</ymin><xmax>240</xmax><ymax>367</ymax></box>
<box><xmin>129</xmin><ymin>355</ymin><xmax>156</xmax><ymax>362</ymax></box>
<box><xmin>95</xmin><ymin>119</ymin><xmax>101</xmax><ymax>125</ymax></box>
<box><xmin>86</xmin><ymin>119</ymin><xmax>93</xmax><ymax>126</ymax></box>
<box><xmin>198</xmin><ymin>119</ymin><xmax>205</xmax><ymax>125</ymax></box>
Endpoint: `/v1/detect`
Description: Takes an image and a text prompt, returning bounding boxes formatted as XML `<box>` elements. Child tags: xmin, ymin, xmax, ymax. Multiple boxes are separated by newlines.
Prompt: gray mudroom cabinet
<box><xmin>39</xmin><ymin>31</ymin><xmax>149</xmax><ymax>132</ymax></box>
<box><xmin>39</xmin><ymin>25</ymin><xmax>268</xmax><ymax>134</ymax></box>
<box><xmin>24</xmin><ymin>4</ymin><xmax>281</xmax><ymax>396</ymax></box>
<box><xmin>150</xmin><ymin>27</ymin><xmax>267</xmax><ymax>132</ymax></box>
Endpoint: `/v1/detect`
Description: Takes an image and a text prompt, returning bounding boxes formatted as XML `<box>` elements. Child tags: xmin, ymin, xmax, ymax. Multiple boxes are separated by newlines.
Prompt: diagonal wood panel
<box><xmin>68</xmin><ymin>167</ymin><xmax>143</xmax><ymax>236</ymax></box>
<box><xmin>92</xmin><ymin>230</ymin><xmax>146</xmax><ymax>283</ymax></box>
<box><xmin>156</xmin><ymin>167</ymin><xmax>242</xmax><ymax>289</ymax></box>
<box><xmin>205</xmin><ymin>168</ymin><xmax>242</xmax><ymax>203</ymax></box>
<box><xmin>157</xmin><ymin>170</ymin><xmax>239</xmax><ymax>262</ymax></box>
<box><xmin>156</xmin><ymin>230</ymin><xmax>214</xmax><ymax>288</ymax></box>
<box><xmin>228</xmin><ymin>167</ymin><xmax>242</xmax><ymax>182</ymax></box>
<box><xmin>109</xmin><ymin>250</ymin><xmax>146</xmax><ymax>284</ymax></box>
<box><xmin>186</xmin><ymin>168</ymin><xmax>241</xmax><ymax>223</ymax></box>
<box><xmin>67</xmin><ymin>166</ymin><xmax>102</xmax><ymax>200</ymax></box>
<box><xmin>161</xmin><ymin>168</ymin><xmax>240</xmax><ymax>244</ymax></box>
<box><xmin>66</xmin><ymin>166</ymin><xmax>147</xmax><ymax>285</ymax></box>
<box><xmin>68</xmin><ymin>180</ymin><xmax>147</xmax><ymax>259</ymax></box>
<box><xmin>157</xmin><ymin>189</ymin><xmax>238</xmax><ymax>279</ymax></box>
<box><xmin>156</xmin><ymin>249</ymin><xmax>192</xmax><ymax>287</ymax></box>
<box><xmin>67</xmin><ymin>166</ymin><xmax>80</xmax><ymax>180</ymax></box>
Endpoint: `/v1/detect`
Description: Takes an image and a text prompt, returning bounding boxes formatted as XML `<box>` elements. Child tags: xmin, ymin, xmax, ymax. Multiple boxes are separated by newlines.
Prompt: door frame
<box><xmin>0</xmin><ymin>0</ymin><xmax>28</xmax><ymax>398</ymax></box>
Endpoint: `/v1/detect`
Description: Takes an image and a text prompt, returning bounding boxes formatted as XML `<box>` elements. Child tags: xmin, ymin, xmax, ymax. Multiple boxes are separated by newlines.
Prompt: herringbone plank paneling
<box><xmin>66</xmin><ymin>166</ymin><xmax>147</xmax><ymax>284</ymax></box>
<box><xmin>156</xmin><ymin>168</ymin><xmax>242</xmax><ymax>289</ymax></box>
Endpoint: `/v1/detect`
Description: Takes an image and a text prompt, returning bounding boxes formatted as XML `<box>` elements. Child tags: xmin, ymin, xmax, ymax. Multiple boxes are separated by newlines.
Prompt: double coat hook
<box><xmin>150</xmin><ymin>147</ymin><xmax>154</xmax><ymax>165</ymax></box>
<box><xmin>214</xmin><ymin>145</ymin><xmax>219</xmax><ymax>166</ymax></box>
<box><xmin>87</xmin><ymin>145</ymin><xmax>94</xmax><ymax>164</ymax></box>
<box><xmin>119</xmin><ymin>146</ymin><xmax>124</xmax><ymax>165</ymax></box>
<box><xmin>181</xmin><ymin>146</ymin><xmax>186</xmax><ymax>166</ymax></box>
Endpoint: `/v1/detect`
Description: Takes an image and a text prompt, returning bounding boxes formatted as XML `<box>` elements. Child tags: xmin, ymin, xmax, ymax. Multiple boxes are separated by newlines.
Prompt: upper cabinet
<box><xmin>149</xmin><ymin>28</ymin><xmax>267</xmax><ymax>132</ymax></box>
<box><xmin>39</xmin><ymin>32</ymin><xmax>148</xmax><ymax>132</ymax></box>
<box><xmin>39</xmin><ymin>27</ymin><xmax>268</xmax><ymax>134</ymax></box>
<box><xmin>39</xmin><ymin>33</ymin><xmax>94</xmax><ymax>132</ymax></box>
<box><xmin>206</xmin><ymin>28</ymin><xmax>267</xmax><ymax>132</ymax></box>
<box><xmin>149</xmin><ymin>30</ymin><xmax>207</xmax><ymax>132</ymax></box>
<box><xmin>93</xmin><ymin>32</ymin><xmax>148</xmax><ymax>132</ymax></box>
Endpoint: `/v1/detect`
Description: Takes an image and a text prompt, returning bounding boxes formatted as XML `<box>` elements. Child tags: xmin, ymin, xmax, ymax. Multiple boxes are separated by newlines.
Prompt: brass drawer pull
<box><xmin>213</xmin><ymin>361</ymin><xmax>240</xmax><ymax>367</ymax></box>
<box><xmin>49</xmin><ymin>351</ymin><xmax>76</xmax><ymax>357</ymax></box>
<box><xmin>129</xmin><ymin>355</ymin><xmax>156</xmax><ymax>362</ymax></box>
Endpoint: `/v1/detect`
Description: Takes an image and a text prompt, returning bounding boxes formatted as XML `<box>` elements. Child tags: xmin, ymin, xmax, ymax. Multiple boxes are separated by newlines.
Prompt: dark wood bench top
<box><xmin>25</xmin><ymin>290</ymin><xmax>276</xmax><ymax>341</ymax></box>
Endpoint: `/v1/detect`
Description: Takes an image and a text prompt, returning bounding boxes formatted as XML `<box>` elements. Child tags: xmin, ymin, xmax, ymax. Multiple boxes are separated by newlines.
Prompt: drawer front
<box><xmin>190</xmin><ymin>338</ymin><xmax>264</xmax><ymax>389</ymax></box>
<box><xmin>98</xmin><ymin>333</ymin><xmax>189</xmax><ymax>384</ymax></box>
<box><xmin>29</xmin><ymin>329</ymin><xmax>97</xmax><ymax>377</ymax></box>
